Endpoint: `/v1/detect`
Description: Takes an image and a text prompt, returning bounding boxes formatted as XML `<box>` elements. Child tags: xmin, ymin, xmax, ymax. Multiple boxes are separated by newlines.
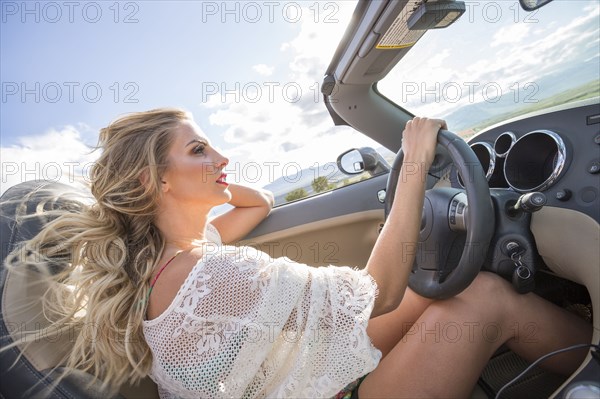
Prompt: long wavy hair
<box><xmin>4</xmin><ymin>108</ymin><xmax>190</xmax><ymax>393</ymax></box>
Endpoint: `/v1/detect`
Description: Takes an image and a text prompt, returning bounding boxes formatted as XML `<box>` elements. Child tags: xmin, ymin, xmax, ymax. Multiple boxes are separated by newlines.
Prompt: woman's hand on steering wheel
<box><xmin>402</xmin><ymin>117</ymin><xmax>447</xmax><ymax>169</ymax></box>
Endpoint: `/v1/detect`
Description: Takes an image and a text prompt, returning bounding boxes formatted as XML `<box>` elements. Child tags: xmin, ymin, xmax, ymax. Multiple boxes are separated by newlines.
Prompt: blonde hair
<box><xmin>4</xmin><ymin>108</ymin><xmax>191</xmax><ymax>393</ymax></box>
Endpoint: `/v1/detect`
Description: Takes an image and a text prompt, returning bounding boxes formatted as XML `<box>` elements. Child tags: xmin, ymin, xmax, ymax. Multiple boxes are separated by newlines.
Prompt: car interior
<box><xmin>1</xmin><ymin>0</ymin><xmax>599</xmax><ymax>398</ymax></box>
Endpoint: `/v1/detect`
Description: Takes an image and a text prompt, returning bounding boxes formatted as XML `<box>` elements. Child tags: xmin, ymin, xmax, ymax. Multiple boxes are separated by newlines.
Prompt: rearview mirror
<box><xmin>407</xmin><ymin>1</ymin><xmax>466</xmax><ymax>30</ymax></box>
<box><xmin>337</xmin><ymin>147</ymin><xmax>389</xmax><ymax>176</ymax></box>
<box><xmin>519</xmin><ymin>0</ymin><xmax>554</xmax><ymax>11</ymax></box>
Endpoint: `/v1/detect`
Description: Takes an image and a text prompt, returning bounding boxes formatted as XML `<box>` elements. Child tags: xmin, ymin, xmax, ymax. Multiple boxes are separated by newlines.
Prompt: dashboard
<box><xmin>450</xmin><ymin>99</ymin><xmax>600</xmax><ymax>222</ymax></box>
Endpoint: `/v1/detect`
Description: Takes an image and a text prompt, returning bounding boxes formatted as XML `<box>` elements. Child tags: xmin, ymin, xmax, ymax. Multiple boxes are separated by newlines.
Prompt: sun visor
<box><xmin>375</xmin><ymin>1</ymin><xmax>427</xmax><ymax>50</ymax></box>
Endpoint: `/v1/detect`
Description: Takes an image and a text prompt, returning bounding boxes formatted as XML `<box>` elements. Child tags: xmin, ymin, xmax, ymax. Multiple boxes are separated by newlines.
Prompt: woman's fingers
<box><xmin>401</xmin><ymin>117</ymin><xmax>447</xmax><ymax>167</ymax></box>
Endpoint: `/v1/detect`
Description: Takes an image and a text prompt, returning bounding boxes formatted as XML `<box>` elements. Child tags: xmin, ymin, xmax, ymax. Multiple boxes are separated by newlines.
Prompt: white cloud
<box><xmin>1</xmin><ymin>127</ymin><xmax>98</xmax><ymax>194</ymax></box>
<box><xmin>491</xmin><ymin>24</ymin><xmax>531</xmax><ymax>47</ymax></box>
<box><xmin>252</xmin><ymin>64</ymin><xmax>275</xmax><ymax>76</ymax></box>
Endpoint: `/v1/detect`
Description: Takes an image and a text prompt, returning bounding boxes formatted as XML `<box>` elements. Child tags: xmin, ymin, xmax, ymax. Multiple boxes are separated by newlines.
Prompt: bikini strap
<box><xmin>142</xmin><ymin>250</ymin><xmax>183</xmax><ymax>308</ymax></box>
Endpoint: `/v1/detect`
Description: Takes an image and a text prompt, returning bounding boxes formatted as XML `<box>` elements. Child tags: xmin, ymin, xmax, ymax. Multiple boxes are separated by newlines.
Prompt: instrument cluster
<box><xmin>462</xmin><ymin>130</ymin><xmax>567</xmax><ymax>193</ymax></box>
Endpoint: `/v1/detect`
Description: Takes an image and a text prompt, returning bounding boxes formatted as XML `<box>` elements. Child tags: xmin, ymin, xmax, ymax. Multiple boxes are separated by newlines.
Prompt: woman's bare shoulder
<box><xmin>146</xmin><ymin>248</ymin><xmax>206</xmax><ymax>321</ymax></box>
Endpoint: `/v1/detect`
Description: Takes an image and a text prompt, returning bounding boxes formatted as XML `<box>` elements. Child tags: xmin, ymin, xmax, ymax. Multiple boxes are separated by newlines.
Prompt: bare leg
<box><xmin>503</xmin><ymin>286</ymin><xmax>592</xmax><ymax>374</ymax></box>
<box><xmin>360</xmin><ymin>272</ymin><xmax>593</xmax><ymax>398</ymax></box>
<box><xmin>367</xmin><ymin>288</ymin><xmax>434</xmax><ymax>357</ymax></box>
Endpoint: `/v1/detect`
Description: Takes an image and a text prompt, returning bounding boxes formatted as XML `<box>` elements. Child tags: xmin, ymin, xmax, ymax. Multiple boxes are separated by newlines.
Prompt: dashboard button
<box><xmin>587</xmin><ymin>114</ymin><xmax>600</xmax><ymax>125</ymax></box>
<box><xmin>555</xmin><ymin>189</ymin><xmax>572</xmax><ymax>201</ymax></box>
<box><xmin>531</xmin><ymin>193</ymin><xmax>545</xmax><ymax>205</ymax></box>
<box><xmin>580</xmin><ymin>187</ymin><xmax>597</xmax><ymax>203</ymax></box>
<box><xmin>594</xmin><ymin>134</ymin><xmax>600</xmax><ymax>145</ymax></box>
<box><xmin>588</xmin><ymin>161</ymin><xmax>600</xmax><ymax>174</ymax></box>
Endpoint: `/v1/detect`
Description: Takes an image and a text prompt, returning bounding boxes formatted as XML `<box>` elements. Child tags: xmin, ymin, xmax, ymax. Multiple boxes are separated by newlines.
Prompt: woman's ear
<box><xmin>140</xmin><ymin>167</ymin><xmax>169</xmax><ymax>192</ymax></box>
<box><xmin>158</xmin><ymin>175</ymin><xmax>170</xmax><ymax>193</ymax></box>
<box><xmin>160</xmin><ymin>179</ymin><xmax>169</xmax><ymax>192</ymax></box>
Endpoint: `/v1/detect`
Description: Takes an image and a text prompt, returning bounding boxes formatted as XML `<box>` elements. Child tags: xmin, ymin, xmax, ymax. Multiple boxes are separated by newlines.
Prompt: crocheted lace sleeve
<box><xmin>143</xmin><ymin>246</ymin><xmax>381</xmax><ymax>399</ymax></box>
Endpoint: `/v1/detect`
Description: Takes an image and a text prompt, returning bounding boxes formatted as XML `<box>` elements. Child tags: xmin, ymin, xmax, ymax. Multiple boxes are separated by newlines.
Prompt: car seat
<box><xmin>0</xmin><ymin>180</ymin><xmax>159</xmax><ymax>399</ymax></box>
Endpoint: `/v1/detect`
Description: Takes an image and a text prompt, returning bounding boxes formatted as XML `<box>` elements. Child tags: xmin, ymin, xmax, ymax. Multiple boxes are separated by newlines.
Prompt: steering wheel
<box><xmin>385</xmin><ymin>130</ymin><xmax>494</xmax><ymax>299</ymax></box>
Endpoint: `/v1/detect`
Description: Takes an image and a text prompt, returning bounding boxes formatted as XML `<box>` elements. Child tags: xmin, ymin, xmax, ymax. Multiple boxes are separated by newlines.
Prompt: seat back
<box><xmin>0</xmin><ymin>180</ymin><xmax>158</xmax><ymax>398</ymax></box>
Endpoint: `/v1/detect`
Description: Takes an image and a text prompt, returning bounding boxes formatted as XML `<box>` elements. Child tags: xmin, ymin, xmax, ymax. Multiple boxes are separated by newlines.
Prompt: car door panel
<box><xmin>240</xmin><ymin>174</ymin><xmax>388</xmax><ymax>268</ymax></box>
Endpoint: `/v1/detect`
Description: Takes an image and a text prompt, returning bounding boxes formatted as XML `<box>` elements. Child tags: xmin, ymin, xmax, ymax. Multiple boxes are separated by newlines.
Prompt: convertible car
<box><xmin>1</xmin><ymin>0</ymin><xmax>598</xmax><ymax>398</ymax></box>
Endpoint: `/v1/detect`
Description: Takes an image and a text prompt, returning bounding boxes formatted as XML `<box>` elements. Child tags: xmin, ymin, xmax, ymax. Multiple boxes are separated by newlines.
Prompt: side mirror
<box><xmin>337</xmin><ymin>147</ymin><xmax>389</xmax><ymax>176</ymax></box>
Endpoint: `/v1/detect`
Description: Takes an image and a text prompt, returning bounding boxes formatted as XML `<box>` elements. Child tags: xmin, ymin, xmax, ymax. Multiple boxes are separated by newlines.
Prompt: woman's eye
<box><xmin>193</xmin><ymin>145</ymin><xmax>205</xmax><ymax>154</ymax></box>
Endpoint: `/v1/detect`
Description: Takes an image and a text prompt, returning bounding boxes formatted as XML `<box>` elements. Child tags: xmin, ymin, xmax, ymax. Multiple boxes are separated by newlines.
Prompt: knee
<box><xmin>467</xmin><ymin>272</ymin><xmax>513</xmax><ymax>295</ymax></box>
<box><xmin>458</xmin><ymin>272</ymin><xmax>517</xmax><ymax>308</ymax></box>
<box><xmin>424</xmin><ymin>273</ymin><xmax>518</xmax><ymax>320</ymax></box>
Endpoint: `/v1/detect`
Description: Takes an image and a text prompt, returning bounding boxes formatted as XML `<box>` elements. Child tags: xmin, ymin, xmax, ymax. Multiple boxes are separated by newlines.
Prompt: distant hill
<box><xmin>264</xmin><ymin>161</ymin><xmax>348</xmax><ymax>205</ymax></box>
<box><xmin>443</xmin><ymin>64</ymin><xmax>600</xmax><ymax>134</ymax></box>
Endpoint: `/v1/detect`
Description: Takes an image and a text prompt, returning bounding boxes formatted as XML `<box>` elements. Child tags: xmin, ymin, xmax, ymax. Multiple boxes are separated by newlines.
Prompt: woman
<box><xmin>5</xmin><ymin>108</ymin><xmax>591</xmax><ymax>398</ymax></box>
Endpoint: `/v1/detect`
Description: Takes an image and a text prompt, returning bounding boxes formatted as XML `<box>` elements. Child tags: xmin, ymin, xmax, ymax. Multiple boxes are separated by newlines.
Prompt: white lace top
<box><xmin>142</xmin><ymin>224</ymin><xmax>381</xmax><ymax>398</ymax></box>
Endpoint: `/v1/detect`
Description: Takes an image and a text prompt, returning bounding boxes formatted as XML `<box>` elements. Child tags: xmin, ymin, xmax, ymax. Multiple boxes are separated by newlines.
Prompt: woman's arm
<box><xmin>366</xmin><ymin>117</ymin><xmax>445</xmax><ymax>318</ymax></box>
<box><xmin>210</xmin><ymin>183</ymin><xmax>274</xmax><ymax>244</ymax></box>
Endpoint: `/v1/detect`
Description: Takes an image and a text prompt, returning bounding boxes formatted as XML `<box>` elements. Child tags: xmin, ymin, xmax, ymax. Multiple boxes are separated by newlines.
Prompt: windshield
<box><xmin>378</xmin><ymin>0</ymin><xmax>600</xmax><ymax>139</ymax></box>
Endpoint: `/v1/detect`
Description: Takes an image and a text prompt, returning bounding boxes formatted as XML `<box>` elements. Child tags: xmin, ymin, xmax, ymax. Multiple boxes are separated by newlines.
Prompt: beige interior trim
<box><xmin>244</xmin><ymin>209</ymin><xmax>384</xmax><ymax>243</ymax></box>
<box><xmin>531</xmin><ymin>207</ymin><xmax>600</xmax><ymax>397</ymax></box>
<box><xmin>531</xmin><ymin>207</ymin><xmax>600</xmax><ymax>332</ymax></box>
<box><xmin>238</xmin><ymin>209</ymin><xmax>384</xmax><ymax>268</ymax></box>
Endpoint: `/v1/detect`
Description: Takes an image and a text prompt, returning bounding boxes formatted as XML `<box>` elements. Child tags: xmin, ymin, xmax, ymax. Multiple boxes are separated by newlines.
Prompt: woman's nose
<box><xmin>216</xmin><ymin>152</ymin><xmax>229</xmax><ymax>168</ymax></box>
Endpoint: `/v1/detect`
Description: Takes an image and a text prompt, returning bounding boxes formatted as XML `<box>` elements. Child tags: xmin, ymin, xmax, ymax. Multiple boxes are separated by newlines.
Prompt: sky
<box><xmin>1</xmin><ymin>0</ymin><xmax>365</xmax><ymax>192</ymax></box>
<box><xmin>1</xmin><ymin>0</ymin><xmax>599</xmax><ymax>194</ymax></box>
<box><xmin>378</xmin><ymin>0</ymin><xmax>600</xmax><ymax>128</ymax></box>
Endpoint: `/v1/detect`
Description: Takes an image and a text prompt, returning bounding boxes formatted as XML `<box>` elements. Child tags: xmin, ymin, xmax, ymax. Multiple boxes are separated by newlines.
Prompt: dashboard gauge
<box><xmin>458</xmin><ymin>142</ymin><xmax>495</xmax><ymax>187</ymax></box>
<box><xmin>504</xmin><ymin>130</ymin><xmax>566</xmax><ymax>192</ymax></box>
<box><xmin>494</xmin><ymin>131</ymin><xmax>517</xmax><ymax>158</ymax></box>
